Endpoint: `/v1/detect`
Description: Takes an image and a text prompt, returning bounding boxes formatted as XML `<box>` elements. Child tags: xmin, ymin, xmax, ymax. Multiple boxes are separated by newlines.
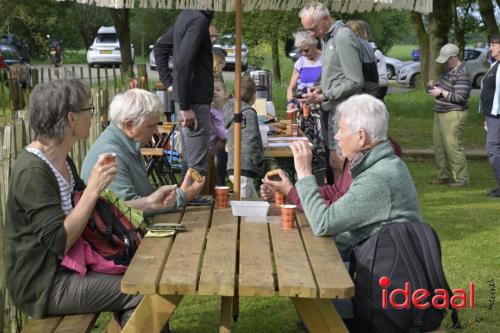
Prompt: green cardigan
<box><xmin>5</xmin><ymin>150</ymin><xmax>83</xmax><ymax>318</ymax></box>
<box><xmin>81</xmin><ymin>123</ymin><xmax>186</xmax><ymax>205</ymax></box>
<box><xmin>295</xmin><ymin>140</ymin><xmax>423</xmax><ymax>256</ymax></box>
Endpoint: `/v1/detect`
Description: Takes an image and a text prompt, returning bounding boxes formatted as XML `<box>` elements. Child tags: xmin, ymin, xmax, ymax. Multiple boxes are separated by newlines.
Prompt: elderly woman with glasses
<box><xmin>5</xmin><ymin>79</ymin><xmax>141</xmax><ymax>326</ymax></box>
<box><xmin>81</xmin><ymin>89</ymin><xmax>204</xmax><ymax>211</ymax></box>
<box><xmin>265</xmin><ymin>94</ymin><xmax>422</xmax><ymax>260</ymax></box>
<box><xmin>286</xmin><ymin>30</ymin><xmax>328</xmax><ymax>183</ymax></box>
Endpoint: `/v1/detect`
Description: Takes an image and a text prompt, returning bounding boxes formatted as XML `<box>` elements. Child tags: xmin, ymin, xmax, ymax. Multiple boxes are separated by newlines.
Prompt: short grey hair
<box><xmin>109</xmin><ymin>89</ymin><xmax>163</xmax><ymax>129</ymax></box>
<box><xmin>299</xmin><ymin>2</ymin><xmax>330</xmax><ymax>21</ymax></box>
<box><xmin>29</xmin><ymin>79</ymin><xmax>91</xmax><ymax>144</ymax></box>
<box><xmin>337</xmin><ymin>94</ymin><xmax>389</xmax><ymax>142</ymax></box>
<box><xmin>293</xmin><ymin>30</ymin><xmax>318</xmax><ymax>48</ymax></box>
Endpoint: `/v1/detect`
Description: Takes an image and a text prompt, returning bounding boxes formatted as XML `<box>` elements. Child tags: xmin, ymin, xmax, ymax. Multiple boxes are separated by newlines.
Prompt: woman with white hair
<box><xmin>81</xmin><ymin>88</ymin><xmax>204</xmax><ymax>212</ymax></box>
<box><xmin>286</xmin><ymin>30</ymin><xmax>327</xmax><ymax>182</ymax></box>
<box><xmin>267</xmin><ymin>94</ymin><xmax>422</xmax><ymax>259</ymax></box>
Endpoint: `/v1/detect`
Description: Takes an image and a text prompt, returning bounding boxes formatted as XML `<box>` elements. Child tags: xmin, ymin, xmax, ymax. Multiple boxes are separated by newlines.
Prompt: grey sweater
<box><xmin>320</xmin><ymin>21</ymin><xmax>365</xmax><ymax>111</ymax></box>
<box><xmin>296</xmin><ymin>140</ymin><xmax>422</xmax><ymax>257</ymax></box>
<box><xmin>224</xmin><ymin>100</ymin><xmax>264</xmax><ymax>178</ymax></box>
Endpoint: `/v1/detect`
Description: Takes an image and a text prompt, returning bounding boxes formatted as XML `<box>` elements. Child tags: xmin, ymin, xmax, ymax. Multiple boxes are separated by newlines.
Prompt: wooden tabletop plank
<box><xmin>121</xmin><ymin>211</ymin><xmax>183</xmax><ymax>295</ymax></box>
<box><xmin>264</xmin><ymin>146</ymin><xmax>293</xmax><ymax>158</ymax></box>
<box><xmin>296</xmin><ymin>212</ymin><xmax>355</xmax><ymax>299</ymax></box>
<box><xmin>141</xmin><ymin>148</ymin><xmax>164</xmax><ymax>156</ymax></box>
<box><xmin>269</xmin><ymin>207</ymin><xmax>317</xmax><ymax>298</ymax></box>
<box><xmin>21</xmin><ymin>317</ymin><xmax>62</xmax><ymax>333</ymax></box>
<box><xmin>198</xmin><ymin>208</ymin><xmax>237</xmax><ymax>296</ymax></box>
<box><xmin>238</xmin><ymin>217</ymin><xmax>275</xmax><ymax>297</ymax></box>
<box><xmin>159</xmin><ymin>206</ymin><xmax>212</xmax><ymax>295</ymax></box>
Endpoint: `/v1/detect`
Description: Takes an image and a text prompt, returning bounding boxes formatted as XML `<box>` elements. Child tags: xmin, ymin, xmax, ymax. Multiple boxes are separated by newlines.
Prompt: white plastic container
<box><xmin>230</xmin><ymin>200</ymin><xmax>270</xmax><ymax>218</ymax></box>
<box><xmin>259</xmin><ymin>125</ymin><xmax>269</xmax><ymax>147</ymax></box>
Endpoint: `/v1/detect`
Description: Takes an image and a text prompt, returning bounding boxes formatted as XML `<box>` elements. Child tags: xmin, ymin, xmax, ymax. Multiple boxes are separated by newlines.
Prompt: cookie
<box><xmin>188</xmin><ymin>168</ymin><xmax>204</xmax><ymax>182</ymax></box>
<box><xmin>265</xmin><ymin>169</ymin><xmax>282</xmax><ymax>181</ymax></box>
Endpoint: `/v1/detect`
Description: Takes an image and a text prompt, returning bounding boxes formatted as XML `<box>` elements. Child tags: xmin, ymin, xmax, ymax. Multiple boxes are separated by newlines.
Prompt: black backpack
<box><xmin>349</xmin><ymin>222</ymin><xmax>461</xmax><ymax>333</ymax></box>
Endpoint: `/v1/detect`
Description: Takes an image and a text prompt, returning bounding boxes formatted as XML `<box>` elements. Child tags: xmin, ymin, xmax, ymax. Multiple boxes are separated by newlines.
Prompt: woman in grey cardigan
<box><xmin>290</xmin><ymin>94</ymin><xmax>423</xmax><ymax>259</ymax></box>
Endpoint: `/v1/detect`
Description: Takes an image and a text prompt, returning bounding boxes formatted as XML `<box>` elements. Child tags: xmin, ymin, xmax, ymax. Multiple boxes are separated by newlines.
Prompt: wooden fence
<box><xmin>0</xmin><ymin>64</ymin><xmax>150</xmax><ymax>332</ymax></box>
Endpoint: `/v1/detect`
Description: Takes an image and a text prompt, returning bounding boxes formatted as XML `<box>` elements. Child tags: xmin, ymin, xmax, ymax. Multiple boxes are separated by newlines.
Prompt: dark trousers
<box><xmin>486</xmin><ymin>117</ymin><xmax>500</xmax><ymax>185</ymax></box>
<box><xmin>46</xmin><ymin>271</ymin><xmax>141</xmax><ymax>327</ymax></box>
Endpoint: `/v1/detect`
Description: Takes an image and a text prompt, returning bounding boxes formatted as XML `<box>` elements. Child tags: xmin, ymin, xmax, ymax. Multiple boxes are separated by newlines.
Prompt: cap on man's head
<box><xmin>436</xmin><ymin>43</ymin><xmax>459</xmax><ymax>63</ymax></box>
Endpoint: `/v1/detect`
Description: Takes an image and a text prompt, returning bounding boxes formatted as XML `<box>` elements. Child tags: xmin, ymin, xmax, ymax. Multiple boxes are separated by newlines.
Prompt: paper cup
<box><xmin>214</xmin><ymin>186</ymin><xmax>230</xmax><ymax>208</ymax></box>
<box><xmin>286</xmin><ymin>110</ymin><xmax>296</xmax><ymax>122</ymax></box>
<box><xmin>280</xmin><ymin>204</ymin><xmax>296</xmax><ymax>229</ymax></box>
<box><xmin>275</xmin><ymin>192</ymin><xmax>286</xmax><ymax>205</ymax></box>
<box><xmin>291</xmin><ymin>124</ymin><xmax>299</xmax><ymax>136</ymax></box>
<box><xmin>99</xmin><ymin>153</ymin><xmax>116</xmax><ymax>165</ymax></box>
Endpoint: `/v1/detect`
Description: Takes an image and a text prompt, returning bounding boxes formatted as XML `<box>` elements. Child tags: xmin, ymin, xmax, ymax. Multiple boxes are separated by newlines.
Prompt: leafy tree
<box><xmin>478</xmin><ymin>0</ymin><xmax>499</xmax><ymax>38</ymax></box>
<box><xmin>108</xmin><ymin>8</ymin><xmax>133</xmax><ymax>78</ymax></box>
<box><xmin>67</xmin><ymin>3</ymin><xmax>111</xmax><ymax>50</ymax></box>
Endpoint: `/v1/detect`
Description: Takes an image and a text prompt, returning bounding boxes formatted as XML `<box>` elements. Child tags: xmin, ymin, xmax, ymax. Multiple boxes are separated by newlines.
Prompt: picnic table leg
<box><xmin>291</xmin><ymin>298</ymin><xmax>348</xmax><ymax>333</ymax></box>
<box><xmin>122</xmin><ymin>294</ymin><xmax>182</xmax><ymax>333</ymax></box>
<box><xmin>232</xmin><ymin>295</ymin><xmax>239</xmax><ymax>322</ymax></box>
<box><xmin>220</xmin><ymin>296</ymin><xmax>233</xmax><ymax>333</ymax></box>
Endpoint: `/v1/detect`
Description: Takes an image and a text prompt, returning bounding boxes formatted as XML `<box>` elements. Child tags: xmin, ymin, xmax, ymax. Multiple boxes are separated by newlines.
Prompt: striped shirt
<box><xmin>435</xmin><ymin>62</ymin><xmax>471</xmax><ymax>113</ymax></box>
<box><xmin>26</xmin><ymin>148</ymin><xmax>75</xmax><ymax>215</ymax></box>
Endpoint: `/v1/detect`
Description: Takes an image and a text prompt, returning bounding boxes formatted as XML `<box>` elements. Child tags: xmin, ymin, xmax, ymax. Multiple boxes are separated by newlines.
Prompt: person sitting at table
<box><xmin>263</xmin><ymin>94</ymin><xmax>422</xmax><ymax>259</ymax></box>
<box><xmin>5</xmin><ymin>79</ymin><xmax>141</xmax><ymax>327</ymax></box>
<box><xmin>81</xmin><ymin>88</ymin><xmax>204</xmax><ymax>211</ymax></box>
<box><xmin>260</xmin><ymin>138</ymin><xmax>402</xmax><ymax>210</ymax></box>
<box><xmin>224</xmin><ymin>75</ymin><xmax>264</xmax><ymax>198</ymax></box>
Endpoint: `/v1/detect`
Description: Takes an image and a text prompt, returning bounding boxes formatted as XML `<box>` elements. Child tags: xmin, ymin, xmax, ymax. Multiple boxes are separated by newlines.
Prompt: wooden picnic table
<box><xmin>121</xmin><ymin>204</ymin><xmax>354</xmax><ymax>332</ymax></box>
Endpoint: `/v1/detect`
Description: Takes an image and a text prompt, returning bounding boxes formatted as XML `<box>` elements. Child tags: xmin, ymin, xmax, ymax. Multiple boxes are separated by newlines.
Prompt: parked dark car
<box><xmin>0</xmin><ymin>44</ymin><xmax>32</xmax><ymax>87</ymax></box>
<box><xmin>0</xmin><ymin>34</ymin><xmax>31</xmax><ymax>63</ymax></box>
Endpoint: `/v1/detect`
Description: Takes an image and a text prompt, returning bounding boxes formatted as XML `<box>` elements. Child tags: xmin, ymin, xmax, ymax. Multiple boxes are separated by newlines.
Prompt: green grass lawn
<box><xmin>387</xmin><ymin>44</ymin><xmax>417</xmax><ymax>61</ymax></box>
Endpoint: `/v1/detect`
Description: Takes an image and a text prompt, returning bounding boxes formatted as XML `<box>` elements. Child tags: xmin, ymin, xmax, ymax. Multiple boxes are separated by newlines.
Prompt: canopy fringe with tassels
<box><xmin>56</xmin><ymin>0</ymin><xmax>433</xmax><ymax>14</ymax></box>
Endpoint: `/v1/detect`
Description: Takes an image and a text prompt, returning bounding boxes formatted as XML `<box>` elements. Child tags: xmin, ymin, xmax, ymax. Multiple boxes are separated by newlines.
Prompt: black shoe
<box><xmin>487</xmin><ymin>187</ymin><xmax>500</xmax><ymax>197</ymax></box>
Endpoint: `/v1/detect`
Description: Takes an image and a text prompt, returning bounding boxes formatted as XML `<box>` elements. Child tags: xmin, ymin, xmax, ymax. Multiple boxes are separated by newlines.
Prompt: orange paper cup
<box><xmin>275</xmin><ymin>192</ymin><xmax>286</xmax><ymax>205</ymax></box>
<box><xmin>280</xmin><ymin>204</ymin><xmax>296</xmax><ymax>229</ymax></box>
<box><xmin>302</xmin><ymin>104</ymin><xmax>310</xmax><ymax>118</ymax></box>
<box><xmin>99</xmin><ymin>153</ymin><xmax>116</xmax><ymax>165</ymax></box>
<box><xmin>214</xmin><ymin>186</ymin><xmax>230</xmax><ymax>208</ymax></box>
<box><xmin>286</xmin><ymin>110</ymin><xmax>296</xmax><ymax>122</ymax></box>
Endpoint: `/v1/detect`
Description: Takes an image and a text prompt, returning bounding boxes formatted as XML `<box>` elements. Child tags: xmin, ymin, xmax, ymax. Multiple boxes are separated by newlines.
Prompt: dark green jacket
<box><xmin>5</xmin><ymin>150</ymin><xmax>82</xmax><ymax>318</ymax></box>
<box><xmin>295</xmin><ymin>140</ymin><xmax>422</xmax><ymax>257</ymax></box>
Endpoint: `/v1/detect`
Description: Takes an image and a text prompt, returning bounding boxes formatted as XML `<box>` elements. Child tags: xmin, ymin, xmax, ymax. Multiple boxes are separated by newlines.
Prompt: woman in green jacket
<box><xmin>5</xmin><ymin>79</ymin><xmax>142</xmax><ymax>326</ymax></box>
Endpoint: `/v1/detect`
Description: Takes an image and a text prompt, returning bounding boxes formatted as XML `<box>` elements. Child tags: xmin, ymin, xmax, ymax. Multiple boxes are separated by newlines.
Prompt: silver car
<box><xmin>213</xmin><ymin>34</ymin><xmax>249</xmax><ymax>70</ymax></box>
<box><xmin>397</xmin><ymin>48</ymin><xmax>489</xmax><ymax>88</ymax></box>
<box><xmin>384</xmin><ymin>55</ymin><xmax>404</xmax><ymax>79</ymax></box>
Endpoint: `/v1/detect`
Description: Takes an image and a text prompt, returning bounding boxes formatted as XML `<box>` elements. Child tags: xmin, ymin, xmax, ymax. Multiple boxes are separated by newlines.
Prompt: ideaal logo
<box><xmin>379</xmin><ymin>276</ymin><xmax>475</xmax><ymax>310</ymax></box>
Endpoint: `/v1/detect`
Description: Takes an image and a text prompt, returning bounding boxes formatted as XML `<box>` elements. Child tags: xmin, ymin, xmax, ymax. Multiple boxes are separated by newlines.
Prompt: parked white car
<box><xmin>87</xmin><ymin>26</ymin><xmax>135</xmax><ymax>67</ymax></box>
<box><xmin>397</xmin><ymin>48</ymin><xmax>489</xmax><ymax>88</ymax></box>
<box><xmin>213</xmin><ymin>34</ymin><xmax>248</xmax><ymax>70</ymax></box>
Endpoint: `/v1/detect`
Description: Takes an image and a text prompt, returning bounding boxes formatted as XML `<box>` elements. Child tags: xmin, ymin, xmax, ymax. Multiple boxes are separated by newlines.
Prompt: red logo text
<box><xmin>379</xmin><ymin>276</ymin><xmax>475</xmax><ymax>310</ymax></box>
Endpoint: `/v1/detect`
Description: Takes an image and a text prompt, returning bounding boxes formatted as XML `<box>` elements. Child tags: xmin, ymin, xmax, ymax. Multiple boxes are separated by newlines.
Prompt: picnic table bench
<box><xmin>121</xmin><ymin>204</ymin><xmax>354</xmax><ymax>332</ymax></box>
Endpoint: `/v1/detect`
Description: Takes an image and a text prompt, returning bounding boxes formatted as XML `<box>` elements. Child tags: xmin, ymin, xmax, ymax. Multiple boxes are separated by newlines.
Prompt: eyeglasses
<box><xmin>80</xmin><ymin>105</ymin><xmax>95</xmax><ymax>117</ymax></box>
<box><xmin>299</xmin><ymin>48</ymin><xmax>311</xmax><ymax>55</ymax></box>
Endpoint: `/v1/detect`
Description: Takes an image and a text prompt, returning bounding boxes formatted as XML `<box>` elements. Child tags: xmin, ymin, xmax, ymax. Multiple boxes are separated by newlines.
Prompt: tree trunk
<box><xmin>478</xmin><ymin>0</ymin><xmax>499</xmax><ymax>38</ymax></box>
<box><xmin>451</xmin><ymin>0</ymin><xmax>465</xmax><ymax>56</ymax></box>
<box><xmin>271</xmin><ymin>37</ymin><xmax>281</xmax><ymax>84</ymax></box>
<box><xmin>428</xmin><ymin>0</ymin><xmax>452</xmax><ymax>83</ymax></box>
<box><xmin>108</xmin><ymin>8</ymin><xmax>134</xmax><ymax>79</ymax></box>
<box><xmin>412</xmin><ymin>13</ymin><xmax>430</xmax><ymax>86</ymax></box>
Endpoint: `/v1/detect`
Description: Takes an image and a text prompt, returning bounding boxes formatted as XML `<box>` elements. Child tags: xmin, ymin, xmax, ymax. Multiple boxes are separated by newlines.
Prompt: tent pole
<box><xmin>233</xmin><ymin>0</ymin><xmax>242</xmax><ymax>200</ymax></box>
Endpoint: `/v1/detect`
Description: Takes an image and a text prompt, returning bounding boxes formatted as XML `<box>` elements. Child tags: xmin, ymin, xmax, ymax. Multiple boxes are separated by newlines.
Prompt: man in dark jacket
<box><xmin>156</xmin><ymin>10</ymin><xmax>214</xmax><ymax>175</ymax></box>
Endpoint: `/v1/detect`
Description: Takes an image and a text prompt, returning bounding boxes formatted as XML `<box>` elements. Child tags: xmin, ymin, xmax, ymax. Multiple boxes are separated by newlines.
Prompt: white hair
<box><xmin>337</xmin><ymin>94</ymin><xmax>389</xmax><ymax>142</ymax></box>
<box><xmin>109</xmin><ymin>89</ymin><xmax>163</xmax><ymax>129</ymax></box>
<box><xmin>293</xmin><ymin>30</ymin><xmax>318</xmax><ymax>48</ymax></box>
<box><xmin>299</xmin><ymin>2</ymin><xmax>330</xmax><ymax>21</ymax></box>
